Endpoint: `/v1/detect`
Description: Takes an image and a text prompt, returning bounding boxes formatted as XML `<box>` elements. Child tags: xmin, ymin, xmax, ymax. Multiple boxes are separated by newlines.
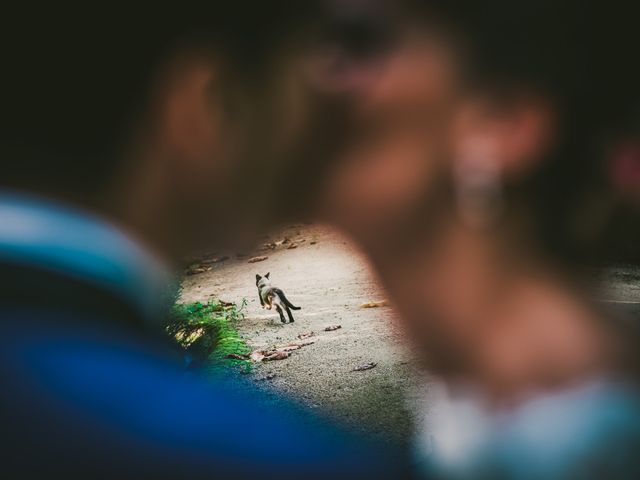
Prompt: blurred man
<box><xmin>0</xmin><ymin>3</ymin><xmax>403</xmax><ymax>478</ymax></box>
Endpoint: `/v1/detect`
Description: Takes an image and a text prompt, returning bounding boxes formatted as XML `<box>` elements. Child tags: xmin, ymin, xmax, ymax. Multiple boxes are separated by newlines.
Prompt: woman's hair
<box><xmin>410</xmin><ymin>0</ymin><xmax>640</xmax><ymax>265</ymax></box>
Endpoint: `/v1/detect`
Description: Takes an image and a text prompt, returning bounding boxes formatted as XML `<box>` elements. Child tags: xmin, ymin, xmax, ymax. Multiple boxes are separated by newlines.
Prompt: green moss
<box><xmin>168</xmin><ymin>299</ymin><xmax>252</xmax><ymax>373</ymax></box>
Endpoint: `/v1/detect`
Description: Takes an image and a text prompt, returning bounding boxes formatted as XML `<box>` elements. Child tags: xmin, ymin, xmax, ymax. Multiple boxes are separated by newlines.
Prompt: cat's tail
<box><xmin>274</xmin><ymin>288</ymin><xmax>301</xmax><ymax>310</ymax></box>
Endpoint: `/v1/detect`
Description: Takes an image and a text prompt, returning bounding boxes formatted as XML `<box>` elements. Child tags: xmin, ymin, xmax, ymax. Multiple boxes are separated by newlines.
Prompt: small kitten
<box><xmin>255</xmin><ymin>272</ymin><xmax>301</xmax><ymax>323</ymax></box>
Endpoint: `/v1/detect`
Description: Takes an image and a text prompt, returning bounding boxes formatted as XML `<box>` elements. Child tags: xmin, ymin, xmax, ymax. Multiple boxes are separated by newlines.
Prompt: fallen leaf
<box><xmin>265</xmin><ymin>350</ymin><xmax>290</xmax><ymax>361</ymax></box>
<box><xmin>186</xmin><ymin>265</ymin><xmax>212</xmax><ymax>275</ymax></box>
<box><xmin>353</xmin><ymin>362</ymin><xmax>377</xmax><ymax>371</ymax></box>
<box><xmin>279</xmin><ymin>339</ymin><xmax>316</xmax><ymax>351</ymax></box>
<box><xmin>280</xmin><ymin>344</ymin><xmax>302</xmax><ymax>352</ymax></box>
<box><xmin>250</xmin><ymin>351</ymin><xmax>266</xmax><ymax>362</ymax></box>
<box><xmin>251</xmin><ymin>337</ymin><xmax>316</xmax><ymax>362</ymax></box>
<box><xmin>250</xmin><ymin>348</ymin><xmax>290</xmax><ymax>362</ymax></box>
<box><xmin>310</xmin><ymin>241</ymin><xmax>318</xmax><ymax>245</ymax></box>
<box><xmin>225</xmin><ymin>353</ymin><xmax>249</xmax><ymax>360</ymax></box>
<box><xmin>200</xmin><ymin>255</ymin><xmax>229</xmax><ymax>265</ymax></box>
<box><xmin>282</xmin><ymin>237</ymin><xmax>291</xmax><ymax>244</ymax></box>
<box><xmin>248</xmin><ymin>255</ymin><xmax>268</xmax><ymax>263</ymax></box>
<box><xmin>359</xmin><ymin>301</ymin><xmax>388</xmax><ymax>309</ymax></box>
<box><xmin>218</xmin><ymin>300</ymin><xmax>234</xmax><ymax>307</ymax></box>
<box><xmin>324</xmin><ymin>325</ymin><xmax>342</xmax><ymax>332</ymax></box>
<box><xmin>297</xmin><ymin>332</ymin><xmax>315</xmax><ymax>340</ymax></box>
<box><xmin>287</xmin><ymin>243</ymin><xmax>298</xmax><ymax>250</ymax></box>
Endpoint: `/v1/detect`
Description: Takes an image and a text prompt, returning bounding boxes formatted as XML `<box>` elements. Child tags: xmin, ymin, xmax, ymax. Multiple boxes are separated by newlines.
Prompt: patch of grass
<box><xmin>167</xmin><ymin>299</ymin><xmax>252</xmax><ymax>373</ymax></box>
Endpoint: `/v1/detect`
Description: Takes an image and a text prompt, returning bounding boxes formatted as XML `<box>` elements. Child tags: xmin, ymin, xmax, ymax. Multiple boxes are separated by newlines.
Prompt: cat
<box><xmin>255</xmin><ymin>272</ymin><xmax>301</xmax><ymax>323</ymax></box>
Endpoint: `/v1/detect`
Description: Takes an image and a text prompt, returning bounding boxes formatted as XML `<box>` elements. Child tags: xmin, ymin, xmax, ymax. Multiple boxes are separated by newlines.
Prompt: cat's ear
<box><xmin>265</xmin><ymin>272</ymin><xmax>270</xmax><ymax>279</ymax></box>
<box><xmin>256</xmin><ymin>274</ymin><xmax>261</xmax><ymax>283</ymax></box>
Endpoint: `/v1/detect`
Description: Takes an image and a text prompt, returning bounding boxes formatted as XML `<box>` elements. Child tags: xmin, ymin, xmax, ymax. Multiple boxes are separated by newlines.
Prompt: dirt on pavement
<box><xmin>179</xmin><ymin>224</ymin><xmax>427</xmax><ymax>446</ymax></box>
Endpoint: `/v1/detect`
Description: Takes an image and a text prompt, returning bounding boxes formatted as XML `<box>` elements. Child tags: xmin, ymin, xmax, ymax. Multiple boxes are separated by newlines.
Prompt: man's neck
<box><xmin>381</xmin><ymin>221</ymin><xmax>618</xmax><ymax>404</ymax></box>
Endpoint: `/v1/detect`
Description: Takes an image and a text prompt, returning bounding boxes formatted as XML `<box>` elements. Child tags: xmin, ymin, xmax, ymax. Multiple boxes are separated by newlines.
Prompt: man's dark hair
<box><xmin>0</xmin><ymin>3</ymin><xmax>321</xmax><ymax>201</ymax></box>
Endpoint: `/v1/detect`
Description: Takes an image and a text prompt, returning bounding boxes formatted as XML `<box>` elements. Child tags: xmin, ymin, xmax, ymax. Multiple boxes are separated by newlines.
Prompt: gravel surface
<box><xmin>180</xmin><ymin>225</ymin><xmax>640</xmax><ymax>447</ymax></box>
<box><xmin>180</xmin><ymin>224</ymin><xmax>426</xmax><ymax>446</ymax></box>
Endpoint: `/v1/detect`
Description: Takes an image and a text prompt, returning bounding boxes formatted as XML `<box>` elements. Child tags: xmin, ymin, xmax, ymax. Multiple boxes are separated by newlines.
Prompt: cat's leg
<box><xmin>275</xmin><ymin>305</ymin><xmax>286</xmax><ymax>323</ymax></box>
<box><xmin>285</xmin><ymin>306</ymin><xmax>295</xmax><ymax>323</ymax></box>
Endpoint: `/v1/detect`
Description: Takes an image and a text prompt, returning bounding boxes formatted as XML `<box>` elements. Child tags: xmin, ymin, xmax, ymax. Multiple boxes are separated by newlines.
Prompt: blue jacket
<box><xmin>0</xmin><ymin>194</ymin><xmax>405</xmax><ymax>479</ymax></box>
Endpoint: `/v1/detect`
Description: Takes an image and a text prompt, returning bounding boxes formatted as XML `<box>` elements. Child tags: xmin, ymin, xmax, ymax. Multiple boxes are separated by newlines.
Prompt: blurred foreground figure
<box><xmin>320</xmin><ymin>1</ymin><xmax>640</xmax><ymax>478</ymax></box>
<box><xmin>0</xmin><ymin>4</ymin><xmax>402</xmax><ymax>478</ymax></box>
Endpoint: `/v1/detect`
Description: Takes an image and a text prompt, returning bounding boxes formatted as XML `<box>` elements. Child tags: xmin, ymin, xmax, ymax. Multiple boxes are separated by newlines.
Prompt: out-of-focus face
<box><xmin>141</xmin><ymin>14</ymin><xmax>466</xmax><ymax>255</ymax></box>
<box><xmin>317</xmin><ymin>29</ymin><xmax>463</xmax><ymax>245</ymax></box>
<box><xmin>314</xmin><ymin>20</ymin><xmax>559</xmax><ymax>377</ymax></box>
<box><xmin>142</xmin><ymin>45</ymin><xmax>355</xmax><ymax>254</ymax></box>
<box><xmin>305</xmin><ymin>26</ymin><xmax>475</xmax><ymax>372</ymax></box>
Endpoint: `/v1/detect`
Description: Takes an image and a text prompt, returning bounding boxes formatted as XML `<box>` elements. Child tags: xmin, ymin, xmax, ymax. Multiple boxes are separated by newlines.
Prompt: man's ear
<box><xmin>454</xmin><ymin>93</ymin><xmax>554</xmax><ymax>178</ymax></box>
<box><xmin>265</xmin><ymin>272</ymin><xmax>270</xmax><ymax>279</ymax></box>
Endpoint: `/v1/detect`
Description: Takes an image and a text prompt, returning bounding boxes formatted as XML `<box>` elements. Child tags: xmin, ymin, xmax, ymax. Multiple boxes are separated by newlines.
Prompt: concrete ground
<box><xmin>179</xmin><ymin>224</ymin><xmax>640</xmax><ymax>447</ymax></box>
<box><xmin>180</xmin><ymin>224</ymin><xmax>426</xmax><ymax>446</ymax></box>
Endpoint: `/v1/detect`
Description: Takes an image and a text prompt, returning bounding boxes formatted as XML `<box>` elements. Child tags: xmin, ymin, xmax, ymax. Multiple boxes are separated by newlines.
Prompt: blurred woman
<box><xmin>318</xmin><ymin>1</ymin><xmax>640</xmax><ymax>478</ymax></box>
